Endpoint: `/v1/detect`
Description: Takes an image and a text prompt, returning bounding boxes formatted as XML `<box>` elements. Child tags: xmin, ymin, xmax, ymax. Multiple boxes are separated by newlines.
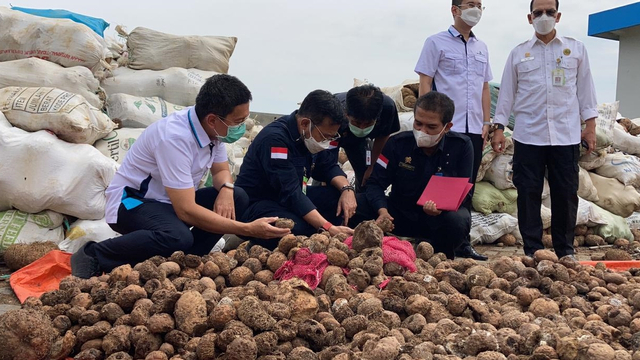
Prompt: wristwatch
<box><xmin>222</xmin><ymin>182</ymin><xmax>235</xmax><ymax>190</ymax></box>
<box><xmin>493</xmin><ymin>123</ymin><xmax>505</xmax><ymax>131</ymax></box>
<box><xmin>340</xmin><ymin>185</ymin><xmax>355</xmax><ymax>193</ymax></box>
<box><xmin>319</xmin><ymin>221</ymin><xmax>333</xmax><ymax>232</ymax></box>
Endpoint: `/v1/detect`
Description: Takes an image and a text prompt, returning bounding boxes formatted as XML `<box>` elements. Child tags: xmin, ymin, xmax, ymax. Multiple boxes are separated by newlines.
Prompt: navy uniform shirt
<box><xmin>366</xmin><ymin>130</ymin><xmax>473</xmax><ymax>222</ymax></box>
<box><xmin>235</xmin><ymin>111</ymin><xmax>346</xmax><ymax>218</ymax></box>
<box><xmin>334</xmin><ymin>92</ymin><xmax>400</xmax><ymax>182</ymax></box>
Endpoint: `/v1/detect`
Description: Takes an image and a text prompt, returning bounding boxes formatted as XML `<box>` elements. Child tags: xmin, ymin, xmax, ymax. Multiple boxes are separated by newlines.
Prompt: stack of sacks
<box><xmin>102</xmin><ymin>26</ymin><xmax>238</xmax><ymax>108</ymax></box>
<box><xmin>0</xmin><ymin>109</ymin><xmax>118</xmax><ymax>251</ymax></box>
<box><xmin>0</xmin><ymin>8</ymin><xmax>122</xmax><ymax>254</ymax></box>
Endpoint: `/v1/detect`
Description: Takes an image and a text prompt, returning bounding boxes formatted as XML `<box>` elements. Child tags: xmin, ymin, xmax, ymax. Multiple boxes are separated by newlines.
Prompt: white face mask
<box><xmin>414</xmin><ymin>127</ymin><xmax>446</xmax><ymax>148</ymax></box>
<box><xmin>533</xmin><ymin>14</ymin><xmax>556</xmax><ymax>35</ymax></box>
<box><xmin>460</xmin><ymin>7</ymin><xmax>482</xmax><ymax>27</ymax></box>
<box><xmin>303</xmin><ymin>123</ymin><xmax>332</xmax><ymax>154</ymax></box>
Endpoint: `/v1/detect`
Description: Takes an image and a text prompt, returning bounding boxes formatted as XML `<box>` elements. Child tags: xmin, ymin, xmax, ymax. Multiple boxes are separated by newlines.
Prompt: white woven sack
<box><xmin>0</xmin><ymin>126</ymin><xmax>118</xmax><ymax>219</ymax></box>
<box><xmin>0</xmin><ymin>7</ymin><xmax>109</xmax><ymax>74</ymax></box>
<box><xmin>0</xmin><ymin>87</ymin><xmax>115</xmax><ymax>144</ymax></box>
<box><xmin>125</xmin><ymin>27</ymin><xmax>237</xmax><ymax>73</ymax></box>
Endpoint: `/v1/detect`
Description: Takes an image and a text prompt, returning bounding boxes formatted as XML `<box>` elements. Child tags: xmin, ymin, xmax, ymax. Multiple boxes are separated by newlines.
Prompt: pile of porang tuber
<box><xmin>2</xmin><ymin>220</ymin><xmax>640</xmax><ymax>360</ymax></box>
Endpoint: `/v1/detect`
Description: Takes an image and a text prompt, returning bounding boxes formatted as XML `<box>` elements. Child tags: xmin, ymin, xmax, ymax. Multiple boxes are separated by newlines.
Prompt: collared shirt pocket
<box><xmin>441</xmin><ymin>53</ymin><xmax>464</xmax><ymax>75</ymax></box>
<box><xmin>515</xmin><ymin>60</ymin><xmax>543</xmax><ymax>92</ymax></box>
<box><xmin>474</xmin><ymin>54</ymin><xmax>488</xmax><ymax>77</ymax></box>
<box><xmin>560</xmin><ymin>57</ymin><xmax>579</xmax><ymax>87</ymax></box>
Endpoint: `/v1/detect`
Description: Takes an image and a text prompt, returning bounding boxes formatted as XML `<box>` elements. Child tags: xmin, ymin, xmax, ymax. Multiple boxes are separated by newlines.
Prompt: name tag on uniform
<box><xmin>398</xmin><ymin>162</ymin><xmax>415</xmax><ymax>171</ymax></box>
<box><xmin>302</xmin><ymin>176</ymin><xmax>309</xmax><ymax>195</ymax></box>
<box><xmin>552</xmin><ymin>68</ymin><xmax>565</xmax><ymax>86</ymax></box>
<box><xmin>520</xmin><ymin>56</ymin><xmax>535</xmax><ymax>62</ymax></box>
<box><xmin>365</xmin><ymin>150</ymin><xmax>372</xmax><ymax>166</ymax></box>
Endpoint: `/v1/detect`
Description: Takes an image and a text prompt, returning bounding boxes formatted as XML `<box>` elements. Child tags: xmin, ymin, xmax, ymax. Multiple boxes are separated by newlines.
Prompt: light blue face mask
<box><xmin>216</xmin><ymin>118</ymin><xmax>246</xmax><ymax>143</ymax></box>
<box><xmin>349</xmin><ymin>121</ymin><xmax>376</xmax><ymax>138</ymax></box>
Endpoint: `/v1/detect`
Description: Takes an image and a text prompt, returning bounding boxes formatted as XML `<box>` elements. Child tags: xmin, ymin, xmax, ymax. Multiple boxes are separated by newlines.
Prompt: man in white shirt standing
<box><xmin>414</xmin><ymin>0</ymin><xmax>492</xmax><ymax>261</ymax></box>
<box><xmin>71</xmin><ymin>75</ymin><xmax>290</xmax><ymax>278</ymax></box>
<box><xmin>492</xmin><ymin>0</ymin><xmax>598</xmax><ymax>258</ymax></box>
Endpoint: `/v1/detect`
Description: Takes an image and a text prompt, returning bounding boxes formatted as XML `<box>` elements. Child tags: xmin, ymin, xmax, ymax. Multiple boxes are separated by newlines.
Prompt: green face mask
<box><xmin>349</xmin><ymin>121</ymin><xmax>375</xmax><ymax>138</ymax></box>
<box><xmin>217</xmin><ymin>122</ymin><xmax>246</xmax><ymax>143</ymax></box>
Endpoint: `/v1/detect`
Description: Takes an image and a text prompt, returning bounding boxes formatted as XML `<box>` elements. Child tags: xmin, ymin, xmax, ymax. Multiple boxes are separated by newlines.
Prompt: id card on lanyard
<box><xmin>365</xmin><ymin>138</ymin><xmax>373</xmax><ymax>166</ymax></box>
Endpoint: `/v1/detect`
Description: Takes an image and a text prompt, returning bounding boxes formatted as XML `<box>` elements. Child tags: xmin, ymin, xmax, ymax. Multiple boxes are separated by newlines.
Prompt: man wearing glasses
<box><xmin>492</xmin><ymin>0</ymin><xmax>598</xmax><ymax>259</ymax></box>
<box><xmin>236</xmin><ymin>90</ymin><xmax>356</xmax><ymax>250</ymax></box>
<box><xmin>414</xmin><ymin>0</ymin><xmax>492</xmax><ymax>261</ymax></box>
<box><xmin>71</xmin><ymin>75</ymin><xmax>291</xmax><ymax>278</ymax></box>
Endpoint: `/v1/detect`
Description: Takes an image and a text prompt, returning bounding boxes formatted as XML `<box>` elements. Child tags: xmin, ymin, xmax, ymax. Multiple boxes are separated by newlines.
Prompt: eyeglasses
<box><xmin>310</xmin><ymin>122</ymin><xmax>341</xmax><ymax>142</ymax></box>
<box><xmin>532</xmin><ymin>9</ymin><xmax>557</xmax><ymax>18</ymax></box>
<box><xmin>457</xmin><ymin>2</ymin><xmax>485</xmax><ymax>10</ymax></box>
<box><xmin>216</xmin><ymin>114</ymin><xmax>250</xmax><ymax>126</ymax></box>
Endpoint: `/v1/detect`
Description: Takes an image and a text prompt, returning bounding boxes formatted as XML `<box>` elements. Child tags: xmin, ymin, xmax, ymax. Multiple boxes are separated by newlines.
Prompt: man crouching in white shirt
<box><xmin>71</xmin><ymin>74</ymin><xmax>291</xmax><ymax>278</ymax></box>
<box><xmin>491</xmin><ymin>0</ymin><xmax>597</xmax><ymax>259</ymax></box>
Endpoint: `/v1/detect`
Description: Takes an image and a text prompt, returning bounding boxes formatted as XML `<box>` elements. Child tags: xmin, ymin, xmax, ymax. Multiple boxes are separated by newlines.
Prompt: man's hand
<box><xmin>376</xmin><ymin>209</ymin><xmax>395</xmax><ymax>232</ymax></box>
<box><xmin>491</xmin><ymin>130</ymin><xmax>506</xmax><ymax>153</ymax></box>
<box><xmin>247</xmin><ymin>217</ymin><xmax>291</xmax><ymax>239</ymax></box>
<box><xmin>423</xmin><ymin>200</ymin><xmax>442</xmax><ymax>216</ymax></box>
<box><xmin>361</xmin><ymin>166</ymin><xmax>373</xmax><ymax>187</ymax></box>
<box><xmin>213</xmin><ymin>187</ymin><xmax>235</xmax><ymax>220</ymax></box>
<box><xmin>482</xmin><ymin>124</ymin><xmax>490</xmax><ymax>148</ymax></box>
<box><xmin>581</xmin><ymin>123</ymin><xmax>597</xmax><ymax>154</ymax></box>
<box><xmin>336</xmin><ymin>190</ymin><xmax>357</xmax><ymax>226</ymax></box>
<box><xmin>329</xmin><ymin>225</ymin><xmax>354</xmax><ymax>237</ymax></box>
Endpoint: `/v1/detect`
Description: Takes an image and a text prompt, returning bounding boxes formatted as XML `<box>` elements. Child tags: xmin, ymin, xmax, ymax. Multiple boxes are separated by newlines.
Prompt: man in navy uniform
<box><xmin>236</xmin><ymin>90</ymin><xmax>356</xmax><ymax>249</ymax></box>
<box><xmin>334</xmin><ymin>84</ymin><xmax>400</xmax><ymax>192</ymax></box>
<box><xmin>351</xmin><ymin>92</ymin><xmax>473</xmax><ymax>259</ymax></box>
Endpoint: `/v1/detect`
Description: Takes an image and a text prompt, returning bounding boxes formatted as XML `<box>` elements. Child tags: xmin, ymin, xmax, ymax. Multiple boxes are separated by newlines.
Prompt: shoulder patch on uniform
<box><xmin>271</xmin><ymin>147</ymin><xmax>288</xmax><ymax>160</ymax></box>
<box><xmin>328</xmin><ymin>141</ymin><xmax>339</xmax><ymax>150</ymax></box>
<box><xmin>376</xmin><ymin>154</ymin><xmax>389</xmax><ymax>169</ymax></box>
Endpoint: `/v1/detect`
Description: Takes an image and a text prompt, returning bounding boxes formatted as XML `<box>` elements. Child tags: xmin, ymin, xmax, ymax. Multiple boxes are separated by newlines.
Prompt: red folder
<box><xmin>416</xmin><ymin>176</ymin><xmax>473</xmax><ymax>212</ymax></box>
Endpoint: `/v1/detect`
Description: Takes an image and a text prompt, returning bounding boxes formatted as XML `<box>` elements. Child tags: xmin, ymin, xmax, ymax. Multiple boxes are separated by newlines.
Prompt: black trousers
<box><xmin>459</xmin><ymin>132</ymin><xmax>484</xmax><ymax>249</ymax></box>
<box><xmin>241</xmin><ymin>186</ymin><xmax>344</xmax><ymax>250</ymax></box>
<box><xmin>350</xmin><ymin>194</ymin><xmax>470</xmax><ymax>259</ymax></box>
<box><xmin>512</xmin><ymin>141</ymin><xmax>579</xmax><ymax>257</ymax></box>
<box><xmin>89</xmin><ymin>187</ymin><xmax>249</xmax><ymax>272</ymax></box>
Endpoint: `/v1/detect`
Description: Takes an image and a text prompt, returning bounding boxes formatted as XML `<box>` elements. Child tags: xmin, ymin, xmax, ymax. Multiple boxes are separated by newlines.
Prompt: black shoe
<box><xmin>71</xmin><ymin>242</ymin><xmax>101</xmax><ymax>279</ymax></box>
<box><xmin>455</xmin><ymin>245</ymin><xmax>488</xmax><ymax>261</ymax></box>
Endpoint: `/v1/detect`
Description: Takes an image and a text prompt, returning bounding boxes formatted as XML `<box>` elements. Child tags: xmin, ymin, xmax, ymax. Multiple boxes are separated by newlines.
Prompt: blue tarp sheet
<box><xmin>11</xmin><ymin>7</ymin><xmax>109</xmax><ymax>37</ymax></box>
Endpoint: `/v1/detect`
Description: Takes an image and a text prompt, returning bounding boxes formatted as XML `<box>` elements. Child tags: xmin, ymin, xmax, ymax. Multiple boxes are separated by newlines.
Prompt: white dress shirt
<box><xmin>415</xmin><ymin>26</ymin><xmax>493</xmax><ymax>135</ymax></box>
<box><xmin>494</xmin><ymin>34</ymin><xmax>598</xmax><ymax>146</ymax></box>
<box><xmin>104</xmin><ymin>107</ymin><xmax>227</xmax><ymax>223</ymax></box>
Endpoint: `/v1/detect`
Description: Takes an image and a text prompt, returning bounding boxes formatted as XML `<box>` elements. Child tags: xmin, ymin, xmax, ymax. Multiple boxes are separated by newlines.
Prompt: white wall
<box><xmin>617</xmin><ymin>26</ymin><xmax>640</xmax><ymax>119</ymax></box>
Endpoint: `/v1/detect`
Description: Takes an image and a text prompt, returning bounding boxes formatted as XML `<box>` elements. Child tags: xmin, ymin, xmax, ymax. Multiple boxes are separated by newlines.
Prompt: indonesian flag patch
<box><xmin>270</xmin><ymin>147</ymin><xmax>288</xmax><ymax>160</ymax></box>
<box><xmin>328</xmin><ymin>141</ymin><xmax>339</xmax><ymax>149</ymax></box>
<box><xmin>376</xmin><ymin>154</ymin><xmax>389</xmax><ymax>169</ymax></box>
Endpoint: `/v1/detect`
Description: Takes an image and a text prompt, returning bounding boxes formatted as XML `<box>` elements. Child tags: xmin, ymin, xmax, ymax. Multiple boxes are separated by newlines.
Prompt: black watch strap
<box><xmin>494</xmin><ymin>123</ymin><xmax>505</xmax><ymax>131</ymax></box>
<box><xmin>340</xmin><ymin>185</ymin><xmax>355</xmax><ymax>193</ymax></box>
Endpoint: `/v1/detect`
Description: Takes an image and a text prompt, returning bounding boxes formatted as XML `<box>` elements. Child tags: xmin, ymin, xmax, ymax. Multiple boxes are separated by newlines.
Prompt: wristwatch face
<box><xmin>224</xmin><ymin>182</ymin><xmax>235</xmax><ymax>189</ymax></box>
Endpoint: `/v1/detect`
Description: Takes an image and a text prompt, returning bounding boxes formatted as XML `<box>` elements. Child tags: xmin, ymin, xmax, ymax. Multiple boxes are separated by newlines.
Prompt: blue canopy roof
<box><xmin>588</xmin><ymin>2</ymin><xmax>640</xmax><ymax>41</ymax></box>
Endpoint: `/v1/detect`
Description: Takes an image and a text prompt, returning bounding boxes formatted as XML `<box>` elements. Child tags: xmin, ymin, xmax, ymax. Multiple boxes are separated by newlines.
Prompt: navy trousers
<box><xmin>242</xmin><ymin>186</ymin><xmax>343</xmax><ymax>250</ymax></box>
<box><xmin>88</xmin><ymin>187</ymin><xmax>249</xmax><ymax>272</ymax></box>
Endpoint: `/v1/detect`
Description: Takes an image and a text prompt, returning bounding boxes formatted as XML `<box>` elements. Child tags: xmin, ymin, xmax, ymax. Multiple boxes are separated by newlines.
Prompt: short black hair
<box><xmin>452</xmin><ymin>0</ymin><xmax>463</xmax><ymax>6</ymax></box>
<box><xmin>414</xmin><ymin>92</ymin><xmax>455</xmax><ymax>125</ymax></box>
<box><xmin>530</xmin><ymin>0</ymin><xmax>559</xmax><ymax>12</ymax></box>
<box><xmin>195</xmin><ymin>74</ymin><xmax>252</xmax><ymax>121</ymax></box>
<box><xmin>298</xmin><ymin>90</ymin><xmax>345</xmax><ymax>126</ymax></box>
<box><xmin>345</xmin><ymin>85</ymin><xmax>384</xmax><ymax>123</ymax></box>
